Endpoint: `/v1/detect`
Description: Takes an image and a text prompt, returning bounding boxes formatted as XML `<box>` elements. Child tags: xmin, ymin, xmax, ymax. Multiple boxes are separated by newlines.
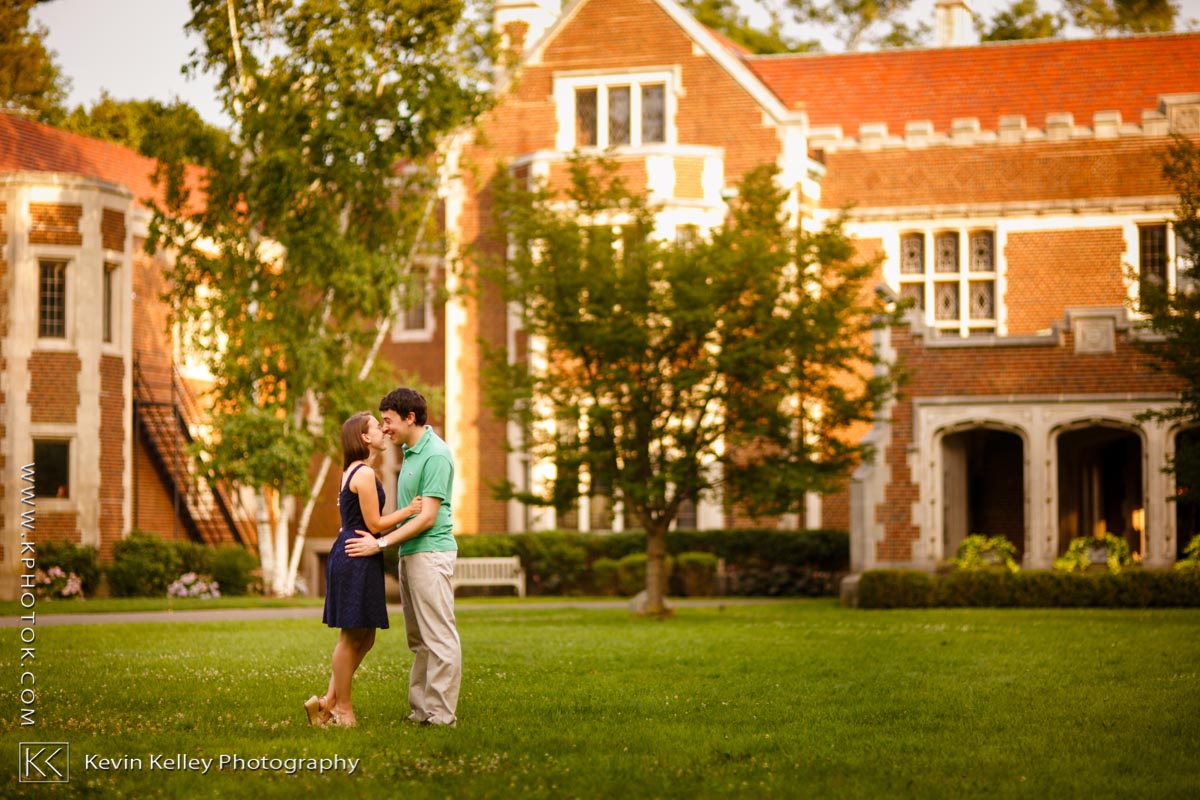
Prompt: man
<box><xmin>345</xmin><ymin>387</ymin><xmax>460</xmax><ymax>727</ymax></box>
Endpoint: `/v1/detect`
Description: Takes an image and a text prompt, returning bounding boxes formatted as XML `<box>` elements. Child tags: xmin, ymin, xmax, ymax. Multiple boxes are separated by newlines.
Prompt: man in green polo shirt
<box><xmin>345</xmin><ymin>387</ymin><xmax>460</xmax><ymax>726</ymax></box>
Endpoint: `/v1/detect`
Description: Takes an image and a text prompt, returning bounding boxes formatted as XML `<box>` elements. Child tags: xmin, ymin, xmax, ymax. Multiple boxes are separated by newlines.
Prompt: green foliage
<box><xmin>857</xmin><ymin>569</ymin><xmax>935</xmax><ymax>608</ymax></box>
<box><xmin>590</xmin><ymin>557</ymin><xmax>621</xmax><ymax>595</ymax></box>
<box><xmin>58</xmin><ymin>93</ymin><xmax>230</xmax><ymax>166</ymax></box>
<box><xmin>616</xmin><ymin>552</ymin><xmax>676</xmax><ymax>597</ymax></box>
<box><xmin>979</xmin><ymin>0</ymin><xmax>1066</xmax><ymax>41</ymax></box>
<box><xmin>453</xmin><ymin>528</ymin><xmax>848</xmax><ymax>596</ymax></box>
<box><xmin>106</xmin><ymin>532</ymin><xmax>183</xmax><ymax>597</ymax></box>
<box><xmin>174</xmin><ymin>541</ymin><xmax>216</xmax><ymax>575</ymax></box>
<box><xmin>1175</xmin><ymin>533</ymin><xmax>1200</xmax><ymax>570</ymax></box>
<box><xmin>0</xmin><ymin>0</ymin><xmax>69</xmax><ymax>122</ymax></box>
<box><xmin>673</xmin><ymin>551</ymin><xmax>720</xmax><ymax>596</ymax></box>
<box><xmin>784</xmin><ymin>0</ymin><xmax>923</xmax><ymax>51</ymax></box>
<box><xmin>951</xmin><ymin>534</ymin><xmax>1021</xmax><ymax>573</ymax></box>
<box><xmin>37</xmin><ymin>540</ymin><xmax>101</xmax><ymax>597</ymax></box>
<box><xmin>1134</xmin><ymin>136</ymin><xmax>1200</xmax><ymax>503</ymax></box>
<box><xmin>859</xmin><ymin>568</ymin><xmax>1200</xmax><ymax>608</ymax></box>
<box><xmin>681</xmin><ymin>0</ymin><xmax>819</xmax><ymax>53</ymax></box>
<box><xmin>486</xmin><ymin>155</ymin><xmax>898</xmax><ymax>612</ymax></box>
<box><xmin>154</xmin><ymin>1</ymin><xmax>496</xmax><ymax>500</ymax></box>
<box><xmin>210</xmin><ymin>545</ymin><xmax>262</xmax><ymax>596</ymax></box>
<box><xmin>1063</xmin><ymin>0</ymin><xmax>1176</xmax><ymax>34</ymax></box>
<box><xmin>1054</xmin><ymin>533</ymin><xmax>1134</xmax><ymax>574</ymax></box>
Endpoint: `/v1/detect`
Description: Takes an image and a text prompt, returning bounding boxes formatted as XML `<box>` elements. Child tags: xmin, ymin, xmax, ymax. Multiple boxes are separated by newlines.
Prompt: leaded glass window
<box><xmin>901</xmin><ymin>234</ymin><xmax>924</xmax><ymax>274</ymax></box>
<box><xmin>39</xmin><ymin>260</ymin><xmax>67</xmax><ymax>338</ymax></box>
<box><xmin>608</xmin><ymin>86</ymin><xmax>631</xmax><ymax>146</ymax></box>
<box><xmin>969</xmin><ymin>281</ymin><xmax>994</xmax><ymax>319</ymax></box>
<box><xmin>900</xmin><ymin>282</ymin><xmax>924</xmax><ymax>311</ymax></box>
<box><xmin>935</xmin><ymin>232</ymin><xmax>958</xmax><ymax>273</ymax></box>
<box><xmin>934</xmin><ymin>282</ymin><xmax>959</xmax><ymax>320</ymax></box>
<box><xmin>641</xmin><ymin>84</ymin><xmax>665</xmax><ymax>144</ymax></box>
<box><xmin>575</xmin><ymin>88</ymin><xmax>598</xmax><ymax>147</ymax></box>
<box><xmin>970</xmin><ymin>231</ymin><xmax>994</xmax><ymax>271</ymax></box>
<box><xmin>1141</xmin><ymin>224</ymin><xmax>1168</xmax><ymax>285</ymax></box>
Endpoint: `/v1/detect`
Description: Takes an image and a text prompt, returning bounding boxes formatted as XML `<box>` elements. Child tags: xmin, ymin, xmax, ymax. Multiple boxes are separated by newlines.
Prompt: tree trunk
<box><xmin>644</xmin><ymin>522</ymin><xmax>669</xmax><ymax>615</ymax></box>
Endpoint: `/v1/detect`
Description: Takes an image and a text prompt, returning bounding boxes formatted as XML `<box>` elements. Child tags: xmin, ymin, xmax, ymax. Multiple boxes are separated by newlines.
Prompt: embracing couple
<box><xmin>304</xmin><ymin>387</ymin><xmax>461</xmax><ymax>728</ymax></box>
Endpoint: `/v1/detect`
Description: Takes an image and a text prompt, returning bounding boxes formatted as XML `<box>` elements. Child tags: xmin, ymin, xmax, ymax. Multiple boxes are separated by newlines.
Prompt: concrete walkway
<box><xmin>2</xmin><ymin>597</ymin><xmax>795</xmax><ymax>627</ymax></box>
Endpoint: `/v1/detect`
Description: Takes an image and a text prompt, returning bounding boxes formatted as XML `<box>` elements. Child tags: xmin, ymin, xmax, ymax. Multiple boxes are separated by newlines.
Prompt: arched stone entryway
<box><xmin>1174</xmin><ymin>428</ymin><xmax>1200</xmax><ymax>560</ymax></box>
<box><xmin>1056</xmin><ymin>425</ymin><xmax>1144</xmax><ymax>556</ymax></box>
<box><xmin>942</xmin><ymin>427</ymin><xmax>1026</xmax><ymax>560</ymax></box>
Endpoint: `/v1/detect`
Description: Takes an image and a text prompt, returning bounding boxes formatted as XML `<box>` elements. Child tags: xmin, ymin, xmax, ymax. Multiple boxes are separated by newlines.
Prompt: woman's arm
<box><xmin>350</xmin><ymin>466</ymin><xmax>421</xmax><ymax>533</ymax></box>
<box><xmin>344</xmin><ymin>496</ymin><xmax>442</xmax><ymax>558</ymax></box>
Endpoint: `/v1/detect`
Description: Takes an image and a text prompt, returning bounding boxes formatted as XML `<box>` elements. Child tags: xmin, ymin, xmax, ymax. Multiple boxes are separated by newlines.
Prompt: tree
<box><xmin>59</xmin><ymin>92</ymin><xmax>229</xmax><ymax>166</ymax></box>
<box><xmin>681</xmin><ymin>0</ymin><xmax>819</xmax><ymax>53</ymax></box>
<box><xmin>1063</xmin><ymin>0</ymin><xmax>1177</xmax><ymax>35</ymax></box>
<box><xmin>1134</xmin><ymin>135</ymin><xmax>1200</xmax><ymax>507</ymax></box>
<box><xmin>485</xmin><ymin>158</ymin><xmax>902</xmax><ymax>614</ymax></box>
<box><xmin>979</xmin><ymin>0</ymin><xmax>1066</xmax><ymax>41</ymax></box>
<box><xmin>153</xmin><ymin>0</ymin><xmax>494</xmax><ymax>595</ymax></box>
<box><xmin>0</xmin><ymin>0</ymin><xmax>69</xmax><ymax>122</ymax></box>
<box><xmin>783</xmin><ymin>0</ymin><xmax>918</xmax><ymax>51</ymax></box>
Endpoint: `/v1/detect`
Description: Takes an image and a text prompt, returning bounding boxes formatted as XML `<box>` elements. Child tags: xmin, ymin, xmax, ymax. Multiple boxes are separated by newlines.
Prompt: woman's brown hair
<box><xmin>341</xmin><ymin>411</ymin><xmax>373</xmax><ymax>469</ymax></box>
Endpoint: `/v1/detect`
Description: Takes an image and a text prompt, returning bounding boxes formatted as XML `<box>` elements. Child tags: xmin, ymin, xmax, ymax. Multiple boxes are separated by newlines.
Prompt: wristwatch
<box><xmin>376</xmin><ymin>535</ymin><xmax>386</xmax><ymax>550</ymax></box>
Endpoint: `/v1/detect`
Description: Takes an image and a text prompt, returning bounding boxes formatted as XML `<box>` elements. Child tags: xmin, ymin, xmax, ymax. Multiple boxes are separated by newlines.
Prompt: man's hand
<box><xmin>344</xmin><ymin>529</ymin><xmax>383</xmax><ymax>558</ymax></box>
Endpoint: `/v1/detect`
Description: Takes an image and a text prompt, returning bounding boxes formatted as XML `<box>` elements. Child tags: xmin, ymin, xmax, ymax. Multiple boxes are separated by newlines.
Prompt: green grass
<box><xmin>0</xmin><ymin>595</ymin><xmax>327</xmax><ymax>616</ymax></box>
<box><xmin>3</xmin><ymin>601</ymin><xmax>1198</xmax><ymax>799</ymax></box>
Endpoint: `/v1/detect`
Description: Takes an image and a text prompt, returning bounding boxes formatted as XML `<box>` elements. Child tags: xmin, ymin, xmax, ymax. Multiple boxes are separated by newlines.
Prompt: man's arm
<box><xmin>344</xmin><ymin>497</ymin><xmax>443</xmax><ymax>558</ymax></box>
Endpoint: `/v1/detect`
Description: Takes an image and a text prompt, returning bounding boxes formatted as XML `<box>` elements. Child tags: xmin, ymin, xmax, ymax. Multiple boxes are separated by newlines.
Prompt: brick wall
<box><xmin>99</xmin><ymin>355</ymin><xmax>125</xmax><ymax>559</ymax></box>
<box><xmin>0</xmin><ymin>200</ymin><xmax>7</xmax><ymax>554</ymax></box>
<box><xmin>28</xmin><ymin>203</ymin><xmax>82</xmax><ymax>246</ymax></box>
<box><xmin>29</xmin><ymin>351</ymin><xmax>80</xmax><ymax>423</ymax></box>
<box><xmin>821</xmin><ymin>138</ymin><xmax>1180</xmax><ymax>209</ymax></box>
<box><xmin>101</xmin><ymin>207</ymin><xmax>126</xmax><ymax>251</ymax></box>
<box><xmin>132</xmin><ymin>437</ymin><xmax>184</xmax><ymax>540</ymax></box>
<box><xmin>1004</xmin><ymin>228</ymin><xmax>1128</xmax><ymax>335</ymax></box>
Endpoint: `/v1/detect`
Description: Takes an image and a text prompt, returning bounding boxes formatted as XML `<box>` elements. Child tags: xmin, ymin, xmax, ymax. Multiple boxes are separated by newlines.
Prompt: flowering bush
<box><xmin>167</xmin><ymin>572</ymin><xmax>221</xmax><ymax>599</ymax></box>
<box><xmin>952</xmin><ymin>535</ymin><xmax>1021</xmax><ymax>573</ymax></box>
<box><xmin>1054</xmin><ymin>533</ymin><xmax>1134</xmax><ymax>574</ymax></box>
<box><xmin>35</xmin><ymin>566</ymin><xmax>83</xmax><ymax>599</ymax></box>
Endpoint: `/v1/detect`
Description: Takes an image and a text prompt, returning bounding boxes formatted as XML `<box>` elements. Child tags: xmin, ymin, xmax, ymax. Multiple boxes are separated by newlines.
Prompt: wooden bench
<box><xmin>451</xmin><ymin>556</ymin><xmax>526</xmax><ymax>598</ymax></box>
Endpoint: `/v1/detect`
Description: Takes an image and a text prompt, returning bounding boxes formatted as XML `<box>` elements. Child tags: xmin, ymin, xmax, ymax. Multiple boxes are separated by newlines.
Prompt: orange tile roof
<box><xmin>745</xmin><ymin>33</ymin><xmax>1200</xmax><ymax>134</ymax></box>
<box><xmin>0</xmin><ymin>112</ymin><xmax>206</xmax><ymax>212</ymax></box>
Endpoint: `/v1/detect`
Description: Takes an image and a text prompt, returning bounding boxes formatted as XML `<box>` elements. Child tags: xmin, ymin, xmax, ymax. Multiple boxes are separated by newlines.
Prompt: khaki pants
<box><xmin>398</xmin><ymin>550</ymin><xmax>461</xmax><ymax>725</ymax></box>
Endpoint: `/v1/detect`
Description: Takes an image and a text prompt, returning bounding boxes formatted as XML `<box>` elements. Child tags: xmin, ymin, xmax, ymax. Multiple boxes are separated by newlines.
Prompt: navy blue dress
<box><xmin>323</xmin><ymin>464</ymin><xmax>389</xmax><ymax>629</ymax></box>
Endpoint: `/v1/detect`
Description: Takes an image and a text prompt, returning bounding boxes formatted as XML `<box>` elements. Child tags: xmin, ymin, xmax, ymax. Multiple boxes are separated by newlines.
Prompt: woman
<box><xmin>305</xmin><ymin>411</ymin><xmax>420</xmax><ymax>727</ymax></box>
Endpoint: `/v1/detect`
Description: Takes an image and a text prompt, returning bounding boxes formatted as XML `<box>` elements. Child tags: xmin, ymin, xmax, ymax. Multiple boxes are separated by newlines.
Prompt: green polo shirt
<box><xmin>396</xmin><ymin>426</ymin><xmax>456</xmax><ymax>556</ymax></box>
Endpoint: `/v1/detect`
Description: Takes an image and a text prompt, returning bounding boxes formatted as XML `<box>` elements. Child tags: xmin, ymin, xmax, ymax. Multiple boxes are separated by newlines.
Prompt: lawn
<box><xmin>3</xmin><ymin>601</ymin><xmax>1198</xmax><ymax>799</ymax></box>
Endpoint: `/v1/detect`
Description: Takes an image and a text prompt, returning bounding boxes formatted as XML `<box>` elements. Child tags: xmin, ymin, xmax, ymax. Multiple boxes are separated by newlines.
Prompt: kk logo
<box><xmin>19</xmin><ymin>743</ymin><xmax>69</xmax><ymax>783</ymax></box>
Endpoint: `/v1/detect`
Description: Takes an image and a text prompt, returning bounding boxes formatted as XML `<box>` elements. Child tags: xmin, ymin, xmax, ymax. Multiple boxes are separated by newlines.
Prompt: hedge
<box><xmin>455</xmin><ymin>528</ymin><xmax>849</xmax><ymax>597</ymax></box>
<box><xmin>857</xmin><ymin>568</ymin><xmax>1200</xmax><ymax>608</ymax></box>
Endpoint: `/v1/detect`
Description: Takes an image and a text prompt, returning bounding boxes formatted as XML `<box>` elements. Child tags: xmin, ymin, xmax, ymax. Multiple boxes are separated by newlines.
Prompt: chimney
<box><xmin>934</xmin><ymin>0</ymin><xmax>975</xmax><ymax>48</ymax></box>
<box><xmin>494</xmin><ymin>0</ymin><xmax>562</xmax><ymax>62</ymax></box>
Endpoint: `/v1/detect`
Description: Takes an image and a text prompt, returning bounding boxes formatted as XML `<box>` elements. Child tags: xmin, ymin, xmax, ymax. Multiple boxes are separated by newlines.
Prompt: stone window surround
<box><xmin>553</xmin><ymin>68</ymin><xmax>680</xmax><ymax>153</ymax></box>
<box><xmin>389</xmin><ymin>255</ymin><xmax>438</xmax><ymax>343</ymax></box>
<box><xmin>1134</xmin><ymin>220</ymin><xmax>1193</xmax><ymax>294</ymax></box>
<box><xmin>30</xmin><ymin>427</ymin><xmax>76</xmax><ymax>512</ymax></box>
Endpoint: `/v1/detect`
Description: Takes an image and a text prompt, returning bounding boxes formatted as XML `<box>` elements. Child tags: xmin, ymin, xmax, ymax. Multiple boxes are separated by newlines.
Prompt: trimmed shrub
<box><xmin>615</xmin><ymin>552</ymin><xmax>674</xmax><ymax>597</ymax></box>
<box><xmin>858</xmin><ymin>568</ymin><xmax>1200</xmax><ymax>608</ymax></box>
<box><xmin>210</xmin><ymin>545</ymin><xmax>260</xmax><ymax>595</ymax></box>
<box><xmin>106</xmin><ymin>531</ymin><xmax>181</xmax><ymax>597</ymax></box>
<box><xmin>857</xmin><ymin>570</ymin><xmax>935</xmax><ymax>608</ymax></box>
<box><xmin>174</xmin><ymin>541</ymin><xmax>215</xmax><ymax>576</ymax></box>
<box><xmin>37</xmin><ymin>541</ymin><xmax>101</xmax><ymax>597</ymax></box>
<box><xmin>511</xmin><ymin>532</ymin><xmax>588</xmax><ymax>595</ymax></box>
<box><xmin>674</xmin><ymin>551</ymin><xmax>719</xmax><ymax>597</ymax></box>
<box><xmin>590</xmin><ymin>557</ymin><xmax>620</xmax><ymax>595</ymax></box>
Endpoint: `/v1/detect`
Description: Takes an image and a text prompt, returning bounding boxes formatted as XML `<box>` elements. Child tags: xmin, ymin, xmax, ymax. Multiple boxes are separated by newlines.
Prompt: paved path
<box><xmin>2</xmin><ymin>597</ymin><xmax>794</xmax><ymax>627</ymax></box>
